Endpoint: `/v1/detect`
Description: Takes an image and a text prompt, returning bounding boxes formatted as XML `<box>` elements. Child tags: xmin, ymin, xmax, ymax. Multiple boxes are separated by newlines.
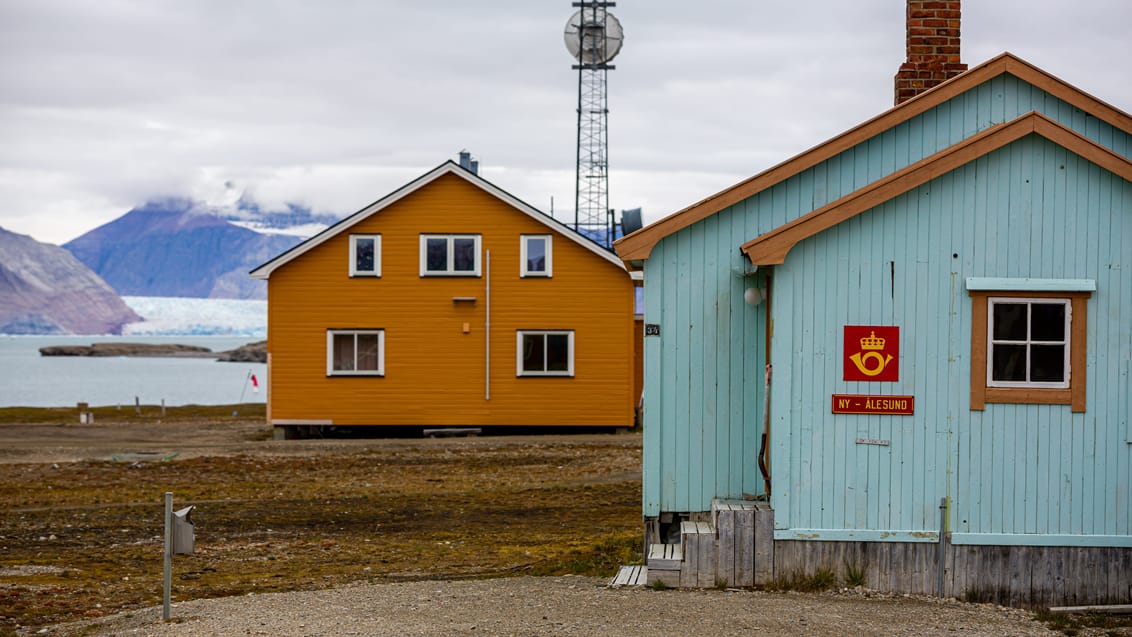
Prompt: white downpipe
<box><xmin>485</xmin><ymin>250</ymin><xmax>491</xmax><ymax>401</ymax></box>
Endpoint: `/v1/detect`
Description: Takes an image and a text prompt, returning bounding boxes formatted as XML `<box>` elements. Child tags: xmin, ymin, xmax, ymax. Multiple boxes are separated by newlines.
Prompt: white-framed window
<box><xmin>516</xmin><ymin>330</ymin><xmax>574</xmax><ymax>377</ymax></box>
<box><xmin>520</xmin><ymin>234</ymin><xmax>552</xmax><ymax>277</ymax></box>
<box><xmin>987</xmin><ymin>297</ymin><xmax>1070</xmax><ymax>389</ymax></box>
<box><xmin>327</xmin><ymin>329</ymin><xmax>384</xmax><ymax>376</ymax></box>
<box><xmin>349</xmin><ymin>234</ymin><xmax>381</xmax><ymax>277</ymax></box>
<box><xmin>420</xmin><ymin>234</ymin><xmax>481</xmax><ymax>276</ymax></box>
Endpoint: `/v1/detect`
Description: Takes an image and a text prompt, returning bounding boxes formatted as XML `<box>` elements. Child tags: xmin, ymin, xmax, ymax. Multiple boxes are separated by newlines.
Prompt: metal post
<box><xmin>485</xmin><ymin>250</ymin><xmax>491</xmax><ymax>401</ymax></box>
<box><xmin>163</xmin><ymin>491</ymin><xmax>172</xmax><ymax>620</ymax></box>
<box><xmin>937</xmin><ymin>496</ymin><xmax>947</xmax><ymax>597</ymax></box>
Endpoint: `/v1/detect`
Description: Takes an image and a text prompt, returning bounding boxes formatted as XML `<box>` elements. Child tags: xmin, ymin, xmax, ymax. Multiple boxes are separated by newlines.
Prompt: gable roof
<box><xmin>613</xmin><ymin>53</ymin><xmax>1132</xmax><ymax>265</ymax></box>
<box><xmin>250</xmin><ymin>161</ymin><xmax>627</xmax><ymax>279</ymax></box>
<box><xmin>740</xmin><ymin>111</ymin><xmax>1132</xmax><ymax>265</ymax></box>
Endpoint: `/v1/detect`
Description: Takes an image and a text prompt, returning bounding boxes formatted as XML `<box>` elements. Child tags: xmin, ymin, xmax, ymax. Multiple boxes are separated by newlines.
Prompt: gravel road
<box><xmin>52</xmin><ymin>576</ymin><xmax>1058</xmax><ymax>637</ymax></box>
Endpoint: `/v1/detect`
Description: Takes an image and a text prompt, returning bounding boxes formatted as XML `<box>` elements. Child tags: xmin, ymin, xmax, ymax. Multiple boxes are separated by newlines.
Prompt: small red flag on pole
<box><xmin>250</xmin><ymin>374</ymin><xmax>259</xmax><ymax>393</ymax></box>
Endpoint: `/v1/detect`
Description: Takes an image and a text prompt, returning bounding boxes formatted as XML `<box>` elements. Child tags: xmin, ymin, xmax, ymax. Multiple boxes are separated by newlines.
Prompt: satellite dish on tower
<box><xmin>564</xmin><ymin>7</ymin><xmax>623</xmax><ymax>65</ymax></box>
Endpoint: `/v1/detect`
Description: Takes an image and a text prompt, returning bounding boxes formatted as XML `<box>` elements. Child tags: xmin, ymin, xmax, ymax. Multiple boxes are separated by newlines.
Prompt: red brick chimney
<box><xmin>894</xmin><ymin>0</ymin><xmax>967</xmax><ymax>105</ymax></box>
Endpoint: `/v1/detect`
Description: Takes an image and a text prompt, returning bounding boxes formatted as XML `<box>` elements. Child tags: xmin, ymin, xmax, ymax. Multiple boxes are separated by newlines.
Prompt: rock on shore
<box><xmin>38</xmin><ymin>340</ymin><xmax>268</xmax><ymax>363</ymax></box>
<box><xmin>215</xmin><ymin>340</ymin><xmax>266</xmax><ymax>363</ymax></box>
<box><xmin>38</xmin><ymin>343</ymin><xmax>214</xmax><ymax>357</ymax></box>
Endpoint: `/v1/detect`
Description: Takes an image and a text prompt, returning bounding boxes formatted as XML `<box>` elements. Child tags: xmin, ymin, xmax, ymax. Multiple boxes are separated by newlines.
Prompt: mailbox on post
<box><xmin>171</xmin><ymin>505</ymin><xmax>195</xmax><ymax>555</ymax></box>
<box><xmin>163</xmin><ymin>493</ymin><xmax>197</xmax><ymax>621</ymax></box>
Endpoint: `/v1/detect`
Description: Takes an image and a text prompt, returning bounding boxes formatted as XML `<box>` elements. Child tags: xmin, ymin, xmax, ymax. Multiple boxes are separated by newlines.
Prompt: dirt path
<box><xmin>0</xmin><ymin>414</ymin><xmax>1104</xmax><ymax>636</ymax></box>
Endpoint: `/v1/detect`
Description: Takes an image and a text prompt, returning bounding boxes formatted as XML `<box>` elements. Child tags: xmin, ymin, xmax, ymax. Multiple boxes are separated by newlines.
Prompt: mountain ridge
<box><xmin>0</xmin><ymin>227</ymin><xmax>141</xmax><ymax>334</ymax></box>
<box><xmin>64</xmin><ymin>199</ymin><xmax>308</xmax><ymax>300</ymax></box>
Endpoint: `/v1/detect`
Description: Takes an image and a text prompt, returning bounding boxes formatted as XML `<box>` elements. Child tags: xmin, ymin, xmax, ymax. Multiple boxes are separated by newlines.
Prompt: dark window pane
<box><xmin>356</xmin><ymin>334</ymin><xmax>380</xmax><ymax>371</ymax></box>
<box><xmin>992</xmin><ymin>344</ymin><xmax>1027</xmax><ymax>381</ymax></box>
<box><xmin>1030</xmin><ymin>303</ymin><xmax>1065</xmax><ymax>341</ymax></box>
<box><xmin>426</xmin><ymin>238</ymin><xmax>447</xmax><ymax>271</ymax></box>
<box><xmin>545</xmin><ymin>334</ymin><xmax>570</xmax><ymax>372</ymax></box>
<box><xmin>453</xmin><ymin>238</ymin><xmax>476</xmax><ymax>271</ymax></box>
<box><xmin>526</xmin><ymin>238</ymin><xmax>546</xmax><ymax>272</ymax></box>
<box><xmin>522</xmin><ymin>334</ymin><xmax>544</xmax><ymax>372</ymax></box>
<box><xmin>1030</xmin><ymin>345</ymin><xmax>1065</xmax><ymax>382</ymax></box>
<box><xmin>992</xmin><ymin>303</ymin><xmax>1027</xmax><ymax>341</ymax></box>
<box><xmin>332</xmin><ymin>334</ymin><xmax>355</xmax><ymax>371</ymax></box>
<box><xmin>355</xmin><ymin>238</ymin><xmax>374</xmax><ymax>272</ymax></box>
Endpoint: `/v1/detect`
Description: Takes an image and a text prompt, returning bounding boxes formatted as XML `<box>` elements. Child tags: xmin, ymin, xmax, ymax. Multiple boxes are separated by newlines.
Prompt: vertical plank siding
<box><xmin>774</xmin><ymin>540</ymin><xmax>1132</xmax><ymax>607</ymax></box>
<box><xmin>641</xmin><ymin>69</ymin><xmax>1132</xmax><ymax>552</ymax></box>
<box><xmin>268</xmin><ymin>173</ymin><xmax>636</xmax><ymax>427</ymax></box>
<box><xmin>774</xmin><ymin>136</ymin><xmax>1131</xmax><ymax>539</ymax></box>
<box><xmin>642</xmin><ymin>211</ymin><xmax>767</xmax><ymax>515</ymax></box>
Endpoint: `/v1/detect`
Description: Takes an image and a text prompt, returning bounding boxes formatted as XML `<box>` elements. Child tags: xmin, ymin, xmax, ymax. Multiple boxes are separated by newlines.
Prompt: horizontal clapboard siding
<box><xmin>267</xmin><ymin>173</ymin><xmax>635</xmax><ymax>427</ymax></box>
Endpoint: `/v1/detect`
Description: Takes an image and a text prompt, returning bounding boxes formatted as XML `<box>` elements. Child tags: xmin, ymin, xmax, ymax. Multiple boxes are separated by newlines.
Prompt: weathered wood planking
<box><xmin>773</xmin><ymin>540</ymin><xmax>1132</xmax><ymax>607</ymax></box>
<box><xmin>715</xmin><ymin>506</ymin><xmax>737</xmax><ymax>587</ymax></box>
<box><xmin>753</xmin><ymin>503</ymin><xmax>775</xmax><ymax>586</ymax></box>
<box><xmin>611</xmin><ymin>565</ymin><xmax>647</xmax><ymax>587</ymax></box>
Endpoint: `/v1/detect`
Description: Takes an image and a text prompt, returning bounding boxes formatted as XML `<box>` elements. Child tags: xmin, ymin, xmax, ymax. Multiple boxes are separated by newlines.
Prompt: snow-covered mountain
<box><xmin>0</xmin><ymin>227</ymin><xmax>140</xmax><ymax>334</ymax></box>
<box><xmin>222</xmin><ymin>197</ymin><xmax>339</xmax><ymax>236</ymax></box>
<box><xmin>63</xmin><ymin>198</ymin><xmax>329</xmax><ymax>300</ymax></box>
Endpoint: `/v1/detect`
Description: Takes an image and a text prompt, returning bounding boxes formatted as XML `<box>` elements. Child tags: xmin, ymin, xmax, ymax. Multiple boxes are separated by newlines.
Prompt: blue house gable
<box><xmin>615</xmin><ymin>53</ymin><xmax>1131</xmax><ymax>604</ymax></box>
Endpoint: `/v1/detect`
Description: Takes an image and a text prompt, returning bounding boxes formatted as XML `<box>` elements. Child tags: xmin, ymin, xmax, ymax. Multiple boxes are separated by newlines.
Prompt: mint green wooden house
<box><xmin>615</xmin><ymin>53</ymin><xmax>1131</xmax><ymax>605</ymax></box>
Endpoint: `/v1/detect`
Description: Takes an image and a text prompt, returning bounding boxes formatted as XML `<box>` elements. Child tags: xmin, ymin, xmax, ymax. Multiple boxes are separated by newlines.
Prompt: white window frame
<box><xmin>419</xmin><ymin>234</ymin><xmax>482</xmax><ymax>277</ymax></box>
<box><xmin>986</xmin><ymin>297</ymin><xmax>1071</xmax><ymax>389</ymax></box>
<box><xmin>516</xmin><ymin>330</ymin><xmax>574</xmax><ymax>377</ymax></box>
<box><xmin>520</xmin><ymin>234</ymin><xmax>553</xmax><ymax>277</ymax></box>
<box><xmin>326</xmin><ymin>329</ymin><xmax>385</xmax><ymax>376</ymax></box>
<box><xmin>349</xmin><ymin>234</ymin><xmax>381</xmax><ymax>277</ymax></box>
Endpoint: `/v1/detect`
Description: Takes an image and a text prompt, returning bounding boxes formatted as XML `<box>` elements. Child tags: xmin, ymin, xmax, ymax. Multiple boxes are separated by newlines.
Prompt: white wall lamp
<box><xmin>744</xmin><ymin>286</ymin><xmax>766</xmax><ymax>306</ymax></box>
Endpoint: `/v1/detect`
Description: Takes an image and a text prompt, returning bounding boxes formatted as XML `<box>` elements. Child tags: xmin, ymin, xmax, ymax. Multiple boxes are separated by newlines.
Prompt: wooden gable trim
<box><xmin>740</xmin><ymin>111</ymin><xmax>1132</xmax><ymax>265</ymax></box>
<box><xmin>613</xmin><ymin>53</ymin><xmax>1132</xmax><ymax>265</ymax></box>
<box><xmin>251</xmin><ymin>162</ymin><xmax>626</xmax><ymax>279</ymax></box>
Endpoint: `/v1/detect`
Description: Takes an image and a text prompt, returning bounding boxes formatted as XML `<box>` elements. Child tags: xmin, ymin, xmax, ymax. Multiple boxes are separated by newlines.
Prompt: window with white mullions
<box><xmin>521</xmin><ymin>235</ymin><xmax>552</xmax><ymax>277</ymax></box>
<box><xmin>349</xmin><ymin>235</ymin><xmax>381</xmax><ymax>277</ymax></box>
<box><xmin>517</xmin><ymin>330</ymin><xmax>574</xmax><ymax>377</ymax></box>
<box><xmin>988</xmin><ymin>298</ymin><xmax>1070</xmax><ymax>388</ymax></box>
<box><xmin>420</xmin><ymin>234</ymin><xmax>481</xmax><ymax>276</ymax></box>
<box><xmin>327</xmin><ymin>330</ymin><xmax>384</xmax><ymax>376</ymax></box>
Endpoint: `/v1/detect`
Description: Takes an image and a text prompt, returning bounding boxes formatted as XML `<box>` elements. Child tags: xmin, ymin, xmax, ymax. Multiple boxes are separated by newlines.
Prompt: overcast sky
<box><xmin>1</xmin><ymin>1</ymin><xmax>1129</xmax><ymax>245</ymax></box>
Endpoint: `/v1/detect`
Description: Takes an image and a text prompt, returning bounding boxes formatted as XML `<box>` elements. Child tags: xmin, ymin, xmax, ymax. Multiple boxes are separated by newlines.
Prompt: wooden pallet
<box><xmin>642</xmin><ymin>499</ymin><xmax>775</xmax><ymax>589</ymax></box>
<box><xmin>610</xmin><ymin>565</ymin><xmax>648</xmax><ymax>587</ymax></box>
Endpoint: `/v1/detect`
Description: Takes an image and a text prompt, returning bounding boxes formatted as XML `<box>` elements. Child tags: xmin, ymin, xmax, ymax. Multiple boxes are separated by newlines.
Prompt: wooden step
<box><xmin>646</xmin><ymin>542</ymin><xmax>682</xmax><ymax>570</ymax></box>
<box><xmin>610</xmin><ymin>565</ymin><xmax>647</xmax><ymax>587</ymax></box>
<box><xmin>681</xmin><ymin>521</ymin><xmax>716</xmax><ymax>588</ymax></box>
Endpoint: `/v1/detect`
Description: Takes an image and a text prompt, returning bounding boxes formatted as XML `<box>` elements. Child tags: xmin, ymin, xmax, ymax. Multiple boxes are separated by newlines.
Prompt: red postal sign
<box><xmin>843</xmin><ymin>325</ymin><xmax>899</xmax><ymax>382</ymax></box>
<box><xmin>831</xmin><ymin>394</ymin><xmax>915</xmax><ymax>415</ymax></box>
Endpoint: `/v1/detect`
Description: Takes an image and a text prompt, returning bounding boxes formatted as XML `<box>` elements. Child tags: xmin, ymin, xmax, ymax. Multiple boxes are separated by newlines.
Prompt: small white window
<box><xmin>420</xmin><ymin>234</ymin><xmax>481</xmax><ymax>276</ymax></box>
<box><xmin>349</xmin><ymin>235</ymin><xmax>381</xmax><ymax>277</ymax></box>
<box><xmin>521</xmin><ymin>235</ymin><xmax>552</xmax><ymax>277</ymax></box>
<box><xmin>516</xmin><ymin>330</ymin><xmax>574</xmax><ymax>377</ymax></box>
<box><xmin>987</xmin><ymin>298</ymin><xmax>1070</xmax><ymax>389</ymax></box>
<box><xmin>327</xmin><ymin>330</ymin><xmax>384</xmax><ymax>376</ymax></box>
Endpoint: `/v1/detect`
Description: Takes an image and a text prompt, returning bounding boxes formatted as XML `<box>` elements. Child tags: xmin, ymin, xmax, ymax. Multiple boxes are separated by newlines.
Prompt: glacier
<box><xmin>122</xmin><ymin>296</ymin><xmax>267</xmax><ymax>336</ymax></box>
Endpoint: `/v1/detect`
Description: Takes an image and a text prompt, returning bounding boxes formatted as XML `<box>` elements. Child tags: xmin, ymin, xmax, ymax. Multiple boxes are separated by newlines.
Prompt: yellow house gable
<box><xmin>253</xmin><ymin>162</ymin><xmax>638</xmax><ymax>429</ymax></box>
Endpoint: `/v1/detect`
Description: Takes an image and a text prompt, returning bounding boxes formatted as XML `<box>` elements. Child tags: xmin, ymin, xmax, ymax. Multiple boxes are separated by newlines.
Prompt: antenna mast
<box><xmin>565</xmin><ymin>2</ymin><xmax>623</xmax><ymax>248</ymax></box>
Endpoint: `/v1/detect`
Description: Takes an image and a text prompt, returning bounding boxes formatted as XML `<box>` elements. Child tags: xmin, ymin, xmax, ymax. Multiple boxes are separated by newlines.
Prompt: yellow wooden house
<box><xmin>250</xmin><ymin>160</ymin><xmax>639</xmax><ymax>438</ymax></box>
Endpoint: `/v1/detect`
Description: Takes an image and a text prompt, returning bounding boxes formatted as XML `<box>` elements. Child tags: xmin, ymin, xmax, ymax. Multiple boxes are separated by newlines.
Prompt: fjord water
<box><xmin>0</xmin><ymin>336</ymin><xmax>267</xmax><ymax>407</ymax></box>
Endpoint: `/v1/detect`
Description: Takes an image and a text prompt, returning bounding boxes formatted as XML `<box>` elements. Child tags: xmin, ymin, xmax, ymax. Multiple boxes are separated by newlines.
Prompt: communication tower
<box><xmin>564</xmin><ymin>2</ymin><xmax>623</xmax><ymax>247</ymax></box>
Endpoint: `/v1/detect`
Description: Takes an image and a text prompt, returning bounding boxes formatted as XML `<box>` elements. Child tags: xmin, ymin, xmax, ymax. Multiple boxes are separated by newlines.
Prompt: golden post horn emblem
<box><xmin>849</xmin><ymin>331</ymin><xmax>892</xmax><ymax>376</ymax></box>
